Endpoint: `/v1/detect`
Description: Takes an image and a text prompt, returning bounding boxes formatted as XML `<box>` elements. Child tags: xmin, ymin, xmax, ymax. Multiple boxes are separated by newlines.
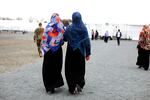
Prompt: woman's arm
<box><xmin>85</xmin><ymin>38</ymin><xmax>91</xmax><ymax>61</ymax></box>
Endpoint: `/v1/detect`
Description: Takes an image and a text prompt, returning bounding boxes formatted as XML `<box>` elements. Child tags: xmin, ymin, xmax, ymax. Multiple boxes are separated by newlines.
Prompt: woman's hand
<box><xmin>85</xmin><ymin>55</ymin><xmax>90</xmax><ymax>61</ymax></box>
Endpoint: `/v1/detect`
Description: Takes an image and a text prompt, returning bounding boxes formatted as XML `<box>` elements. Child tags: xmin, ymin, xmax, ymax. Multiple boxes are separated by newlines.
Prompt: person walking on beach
<box><xmin>116</xmin><ymin>29</ymin><xmax>122</xmax><ymax>46</ymax></box>
<box><xmin>136</xmin><ymin>25</ymin><xmax>150</xmax><ymax>71</ymax></box>
<box><xmin>64</xmin><ymin>12</ymin><xmax>91</xmax><ymax>94</ymax></box>
<box><xmin>34</xmin><ymin>22</ymin><xmax>44</xmax><ymax>57</ymax></box>
<box><xmin>41</xmin><ymin>13</ymin><xmax>65</xmax><ymax>93</ymax></box>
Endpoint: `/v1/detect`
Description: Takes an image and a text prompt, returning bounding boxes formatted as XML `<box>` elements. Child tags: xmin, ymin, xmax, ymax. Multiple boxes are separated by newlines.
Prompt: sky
<box><xmin>0</xmin><ymin>0</ymin><xmax>150</xmax><ymax>24</ymax></box>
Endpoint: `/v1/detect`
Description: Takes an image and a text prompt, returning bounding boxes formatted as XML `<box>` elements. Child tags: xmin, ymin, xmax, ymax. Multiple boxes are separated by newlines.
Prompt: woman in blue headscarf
<box><xmin>41</xmin><ymin>13</ymin><xmax>65</xmax><ymax>94</ymax></box>
<box><xmin>64</xmin><ymin>12</ymin><xmax>91</xmax><ymax>94</ymax></box>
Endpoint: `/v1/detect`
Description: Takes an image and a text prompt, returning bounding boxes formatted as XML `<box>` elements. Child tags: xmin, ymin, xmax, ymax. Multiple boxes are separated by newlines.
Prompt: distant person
<box><xmin>104</xmin><ymin>30</ymin><xmax>109</xmax><ymax>43</ymax></box>
<box><xmin>95</xmin><ymin>30</ymin><xmax>99</xmax><ymax>40</ymax></box>
<box><xmin>116</xmin><ymin>29</ymin><xmax>122</xmax><ymax>46</ymax></box>
<box><xmin>41</xmin><ymin>13</ymin><xmax>65</xmax><ymax>93</ymax></box>
<box><xmin>136</xmin><ymin>25</ymin><xmax>150</xmax><ymax>71</ymax></box>
<box><xmin>34</xmin><ymin>22</ymin><xmax>44</xmax><ymax>57</ymax></box>
<box><xmin>64</xmin><ymin>12</ymin><xmax>91</xmax><ymax>94</ymax></box>
<box><xmin>91</xmin><ymin>29</ymin><xmax>95</xmax><ymax>40</ymax></box>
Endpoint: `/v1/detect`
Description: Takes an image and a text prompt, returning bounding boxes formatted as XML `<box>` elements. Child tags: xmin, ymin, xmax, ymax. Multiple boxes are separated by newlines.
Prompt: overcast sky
<box><xmin>0</xmin><ymin>0</ymin><xmax>150</xmax><ymax>24</ymax></box>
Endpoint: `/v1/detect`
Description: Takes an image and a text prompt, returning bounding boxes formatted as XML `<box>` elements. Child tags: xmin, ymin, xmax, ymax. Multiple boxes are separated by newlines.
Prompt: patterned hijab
<box><xmin>41</xmin><ymin>13</ymin><xmax>64</xmax><ymax>55</ymax></box>
<box><xmin>138</xmin><ymin>25</ymin><xmax>150</xmax><ymax>50</ymax></box>
<box><xmin>64</xmin><ymin>12</ymin><xmax>91</xmax><ymax>57</ymax></box>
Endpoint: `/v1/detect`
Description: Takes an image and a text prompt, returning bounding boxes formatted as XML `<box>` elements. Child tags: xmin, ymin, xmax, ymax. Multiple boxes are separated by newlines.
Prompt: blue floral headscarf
<box><xmin>41</xmin><ymin>13</ymin><xmax>64</xmax><ymax>55</ymax></box>
<box><xmin>64</xmin><ymin>12</ymin><xmax>91</xmax><ymax>57</ymax></box>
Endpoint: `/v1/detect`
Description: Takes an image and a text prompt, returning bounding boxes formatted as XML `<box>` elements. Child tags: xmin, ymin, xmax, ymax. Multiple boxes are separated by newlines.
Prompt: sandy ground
<box><xmin>0</xmin><ymin>32</ymin><xmax>40</xmax><ymax>73</ymax></box>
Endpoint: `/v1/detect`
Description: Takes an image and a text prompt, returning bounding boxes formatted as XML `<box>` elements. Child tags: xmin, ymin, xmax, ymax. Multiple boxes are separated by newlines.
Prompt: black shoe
<box><xmin>76</xmin><ymin>84</ymin><xmax>82</xmax><ymax>92</ymax></box>
<box><xmin>47</xmin><ymin>88</ymin><xmax>55</xmax><ymax>94</ymax></box>
<box><xmin>138</xmin><ymin>66</ymin><xmax>142</xmax><ymax>68</ymax></box>
<box><xmin>144</xmin><ymin>68</ymin><xmax>148</xmax><ymax>71</ymax></box>
<box><xmin>50</xmin><ymin>88</ymin><xmax>55</xmax><ymax>93</ymax></box>
<box><xmin>69</xmin><ymin>90</ymin><xmax>76</xmax><ymax>94</ymax></box>
<box><xmin>39</xmin><ymin>53</ymin><xmax>42</xmax><ymax>57</ymax></box>
<box><xmin>143</xmin><ymin>66</ymin><xmax>149</xmax><ymax>71</ymax></box>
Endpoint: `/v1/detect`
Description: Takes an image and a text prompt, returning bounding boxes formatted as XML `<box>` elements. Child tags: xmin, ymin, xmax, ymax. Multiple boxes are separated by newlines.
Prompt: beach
<box><xmin>0</xmin><ymin>32</ymin><xmax>40</xmax><ymax>73</ymax></box>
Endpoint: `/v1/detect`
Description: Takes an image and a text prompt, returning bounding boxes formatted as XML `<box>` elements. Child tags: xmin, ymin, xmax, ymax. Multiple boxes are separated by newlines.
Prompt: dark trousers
<box><xmin>91</xmin><ymin>35</ymin><xmax>94</xmax><ymax>40</ymax></box>
<box><xmin>117</xmin><ymin>37</ymin><xmax>120</xmax><ymax>45</ymax></box>
<box><xmin>104</xmin><ymin>37</ymin><xmax>108</xmax><ymax>43</ymax></box>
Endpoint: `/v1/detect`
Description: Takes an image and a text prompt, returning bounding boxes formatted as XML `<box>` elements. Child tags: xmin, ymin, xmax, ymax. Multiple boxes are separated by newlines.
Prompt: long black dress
<box><xmin>42</xmin><ymin>47</ymin><xmax>64</xmax><ymax>92</ymax></box>
<box><xmin>136</xmin><ymin>46</ymin><xmax>150</xmax><ymax>70</ymax></box>
<box><xmin>65</xmin><ymin>44</ymin><xmax>85</xmax><ymax>93</ymax></box>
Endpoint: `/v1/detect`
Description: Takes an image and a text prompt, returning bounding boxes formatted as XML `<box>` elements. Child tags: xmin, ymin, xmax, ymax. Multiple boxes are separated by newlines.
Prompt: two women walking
<box><xmin>41</xmin><ymin>12</ymin><xmax>91</xmax><ymax>94</ymax></box>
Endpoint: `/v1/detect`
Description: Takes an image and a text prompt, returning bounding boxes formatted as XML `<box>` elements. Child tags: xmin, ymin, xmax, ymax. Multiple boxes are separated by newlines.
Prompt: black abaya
<box><xmin>65</xmin><ymin>44</ymin><xmax>85</xmax><ymax>93</ymax></box>
<box><xmin>136</xmin><ymin>46</ymin><xmax>150</xmax><ymax>70</ymax></box>
<box><xmin>42</xmin><ymin>47</ymin><xmax>64</xmax><ymax>92</ymax></box>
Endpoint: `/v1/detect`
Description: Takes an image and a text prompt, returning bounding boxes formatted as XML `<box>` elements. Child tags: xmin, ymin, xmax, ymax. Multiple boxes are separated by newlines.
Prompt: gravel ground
<box><xmin>0</xmin><ymin>34</ymin><xmax>150</xmax><ymax>100</ymax></box>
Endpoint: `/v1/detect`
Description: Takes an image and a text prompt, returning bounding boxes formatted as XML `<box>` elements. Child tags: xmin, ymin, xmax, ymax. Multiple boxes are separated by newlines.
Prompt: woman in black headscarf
<box><xmin>64</xmin><ymin>12</ymin><xmax>91</xmax><ymax>94</ymax></box>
